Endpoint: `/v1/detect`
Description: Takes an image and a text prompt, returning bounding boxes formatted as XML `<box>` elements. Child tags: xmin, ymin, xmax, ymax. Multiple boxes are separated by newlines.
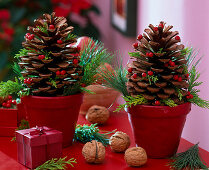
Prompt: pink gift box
<box><xmin>16</xmin><ymin>126</ymin><xmax>62</xmax><ymax>169</ymax></box>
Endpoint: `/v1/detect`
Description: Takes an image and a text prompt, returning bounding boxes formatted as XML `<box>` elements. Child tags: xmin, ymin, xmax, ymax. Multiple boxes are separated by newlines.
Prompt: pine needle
<box><xmin>168</xmin><ymin>143</ymin><xmax>208</xmax><ymax>170</ymax></box>
<box><xmin>162</xmin><ymin>98</ymin><xmax>177</xmax><ymax>107</ymax></box>
<box><xmin>35</xmin><ymin>157</ymin><xmax>77</xmax><ymax>170</ymax></box>
<box><xmin>74</xmin><ymin>124</ymin><xmax>116</xmax><ymax>146</ymax></box>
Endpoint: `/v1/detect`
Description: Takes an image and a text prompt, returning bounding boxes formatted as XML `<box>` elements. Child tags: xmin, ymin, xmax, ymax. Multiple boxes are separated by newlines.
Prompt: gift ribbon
<box><xmin>22</xmin><ymin>126</ymin><xmax>52</xmax><ymax>167</ymax></box>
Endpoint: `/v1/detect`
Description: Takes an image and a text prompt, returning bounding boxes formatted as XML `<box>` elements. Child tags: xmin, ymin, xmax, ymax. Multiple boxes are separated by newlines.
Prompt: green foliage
<box><xmin>162</xmin><ymin>99</ymin><xmax>177</xmax><ymax>107</ymax></box>
<box><xmin>0</xmin><ymin>78</ymin><xmax>24</xmax><ymax>98</ymax></box>
<box><xmin>181</xmin><ymin>47</ymin><xmax>192</xmax><ymax>57</ymax></box>
<box><xmin>36</xmin><ymin>22</ymin><xmax>48</xmax><ymax>35</ymax></box>
<box><xmin>63</xmin><ymin>83</ymin><xmax>81</xmax><ymax>96</ymax></box>
<box><xmin>97</xmin><ymin>61</ymin><xmax>129</xmax><ymax>97</ymax></box>
<box><xmin>156</xmin><ymin>48</ymin><xmax>166</xmax><ymax>54</ymax></box>
<box><xmin>14</xmin><ymin>48</ymin><xmax>29</xmax><ymax>58</ymax></box>
<box><xmin>147</xmin><ymin>75</ymin><xmax>158</xmax><ymax>85</ymax></box>
<box><xmin>128</xmin><ymin>52</ymin><xmax>144</xmax><ymax>59</ymax></box>
<box><xmin>41</xmin><ymin>50</ymin><xmax>52</xmax><ymax>60</ymax></box>
<box><xmin>74</xmin><ymin>124</ymin><xmax>116</xmax><ymax>146</ymax></box>
<box><xmin>65</xmin><ymin>33</ymin><xmax>77</xmax><ymax>41</ymax></box>
<box><xmin>36</xmin><ymin>157</ymin><xmax>77</xmax><ymax>170</ymax></box>
<box><xmin>79</xmin><ymin>39</ymin><xmax>113</xmax><ymax>86</ymax></box>
<box><xmin>49</xmin><ymin>78</ymin><xmax>57</xmax><ymax>88</ymax></box>
<box><xmin>115</xmin><ymin>95</ymin><xmax>147</xmax><ymax>112</ymax></box>
<box><xmin>13</xmin><ymin>62</ymin><xmax>23</xmax><ymax>77</ymax></box>
<box><xmin>168</xmin><ymin>143</ymin><xmax>208</xmax><ymax>170</ymax></box>
<box><xmin>175</xmin><ymin>88</ymin><xmax>183</xmax><ymax>101</ymax></box>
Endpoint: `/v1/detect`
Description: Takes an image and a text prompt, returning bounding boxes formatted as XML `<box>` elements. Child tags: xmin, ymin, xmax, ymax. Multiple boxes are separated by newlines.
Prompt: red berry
<box><xmin>27</xmin><ymin>79</ymin><xmax>31</xmax><ymax>84</ymax></box>
<box><xmin>24</xmin><ymin>79</ymin><xmax>28</xmax><ymax>84</ymax></box>
<box><xmin>137</xmin><ymin>34</ymin><xmax>143</xmax><ymax>40</ymax></box>
<box><xmin>189</xmin><ymin>94</ymin><xmax>193</xmax><ymax>99</ymax></box>
<box><xmin>25</xmin><ymin>33</ymin><xmax>30</xmax><ymax>38</ymax></box>
<box><xmin>173</xmin><ymin>75</ymin><xmax>179</xmax><ymax>80</ymax></box>
<box><xmin>81</xmin><ymin>83</ymin><xmax>86</xmax><ymax>87</ymax></box>
<box><xmin>159</xmin><ymin>23</ymin><xmax>164</xmax><ymax>28</ymax></box>
<box><xmin>6</xmin><ymin>103</ymin><xmax>11</xmax><ymax>108</ymax></box>
<box><xmin>27</xmin><ymin>34</ymin><xmax>34</xmax><ymax>40</ymax></box>
<box><xmin>178</xmin><ymin>77</ymin><xmax>182</xmax><ymax>82</ymax></box>
<box><xmin>132</xmin><ymin>42</ymin><xmax>139</xmax><ymax>49</ymax></box>
<box><xmin>154</xmin><ymin>27</ymin><xmax>158</xmax><ymax>31</ymax></box>
<box><xmin>187</xmin><ymin>91</ymin><xmax>191</xmax><ymax>95</ymax></box>
<box><xmin>8</xmin><ymin>95</ymin><xmax>12</xmax><ymax>100</ymax></box>
<box><xmin>146</xmin><ymin>52</ymin><xmax>149</xmax><ymax>57</ymax></box>
<box><xmin>155</xmin><ymin>100</ymin><xmax>160</xmax><ymax>106</ymax></box>
<box><xmin>169</xmin><ymin>61</ymin><xmax>175</xmax><ymax>67</ymax></box>
<box><xmin>164</xmin><ymin>63</ymin><xmax>169</xmax><ymax>67</ymax></box>
<box><xmin>73</xmin><ymin>59</ymin><xmax>78</xmax><ymax>64</ymax></box>
<box><xmin>186</xmin><ymin>73</ymin><xmax>189</xmax><ymax>78</ymax></box>
<box><xmin>175</xmin><ymin>36</ymin><xmax>180</xmax><ymax>40</ymax></box>
<box><xmin>186</xmin><ymin>95</ymin><xmax>190</xmax><ymax>99</ymax></box>
<box><xmin>60</xmin><ymin>70</ymin><xmax>66</xmax><ymax>75</ymax></box>
<box><xmin>12</xmin><ymin>100</ymin><xmax>16</xmax><ymax>105</ymax></box>
<box><xmin>133</xmin><ymin>73</ymin><xmax>137</xmax><ymax>79</ymax></box>
<box><xmin>38</xmin><ymin>55</ymin><xmax>45</xmax><ymax>60</ymax></box>
<box><xmin>148</xmin><ymin>71</ymin><xmax>153</xmax><ymax>76</ymax></box>
<box><xmin>7</xmin><ymin>99</ymin><xmax>13</xmax><ymax>104</ymax></box>
<box><xmin>49</xmin><ymin>25</ymin><xmax>55</xmax><ymax>29</ymax></box>
<box><xmin>57</xmin><ymin>40</ymin><xmax>63</xmax><ymax>44</ymax></box>
<box><xmin>142</xmin><ymin>73</ymin><xmax>147</xmax><ymax>77</ymax></box>
<box><xmin>128</xmin><ymin>68</ymin><xmax>133</xmax><ymax>73</ymax></box>
<box><xmin>2</xmin><ymin>102</ymin><xmax>7</xmax><ymax>107</ymax></box>
<box><xmin>56</xmin><ymin>71</ymin><xmax>61</xmax><ymax>75</ymax></box>
<box><xmin>149</xmin><ymin>52</ymin><xmax>153</xmax><ymax>57</ymax></box>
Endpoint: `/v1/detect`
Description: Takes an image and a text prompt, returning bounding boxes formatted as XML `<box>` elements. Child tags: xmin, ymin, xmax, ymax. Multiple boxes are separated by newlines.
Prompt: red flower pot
<box><xmin>128</xmin><ymin>103</ymin><xmax>191</xmax><ymax>158</ymax></box>
<box><xmin>22</xmin><ymin>93</ymin><xmax>83</xmax><ymax>147</ymax></box>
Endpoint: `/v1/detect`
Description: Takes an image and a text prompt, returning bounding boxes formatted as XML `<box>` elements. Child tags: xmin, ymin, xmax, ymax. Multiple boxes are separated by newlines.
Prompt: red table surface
<box><xmin>0</xmin><ymin>107</ymin><xmax>209</xmax><ymax>170</ymax></box>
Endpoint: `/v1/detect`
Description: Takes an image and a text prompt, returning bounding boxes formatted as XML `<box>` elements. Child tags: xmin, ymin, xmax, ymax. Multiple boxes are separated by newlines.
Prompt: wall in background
<box><xmin>91</xmin><ymin>0</ymin><xmax>209</xmax><ymax>151</ymax></box>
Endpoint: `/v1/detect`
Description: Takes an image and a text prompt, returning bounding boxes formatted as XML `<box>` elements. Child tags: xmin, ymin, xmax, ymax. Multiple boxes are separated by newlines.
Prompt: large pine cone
<box><xmin>18</xmin><ymin>13</ymin><xmax>83</xmax><ymax>96</ymax></box>
<box><xmin>127</xmin><ymin>21</ymin><xmax>189</xmax><ymax>105</ymax></box>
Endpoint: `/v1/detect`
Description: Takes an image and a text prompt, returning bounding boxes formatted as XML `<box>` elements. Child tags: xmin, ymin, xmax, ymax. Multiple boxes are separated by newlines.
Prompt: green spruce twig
<box><xmin>168</xmin><ymin>143</ymin><xmax>208</xmax><ymax>170</ymax></box>
<box><xmin>65</xmin><ymin>33</ymin><xmax>77</xmax><ymax>41</ymax></box>
<box><xmin>74</xmin><ymin>124</ymin><xmax>116</xmax><ymax>146</ymax></box>
<box><xmin>36</xmin><ymin>157</ymin><xmax>77</xmax><ymax>170</ymax></box>
<box><xmin>162</xmin><ymin>99</ymin><xmax>177</xmax><ymax>107</ymax></box>
<box><xmin>37</xmin><ymin>22</ymin><xmax>48</xmax><ymax>35</ymax></box>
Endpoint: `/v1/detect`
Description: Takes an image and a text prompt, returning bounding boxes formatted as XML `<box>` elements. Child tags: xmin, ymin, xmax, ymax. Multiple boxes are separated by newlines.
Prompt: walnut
<box><xmin>124</xmin><ymin>147</ymin><xmax>147</xmax><ymax>167</ymax></box>
<box><xmin>86</xmin><ymin>105</ymin><xmax>110</xmax><ymax>124</ymax></box>
<box><xmin>82</xmin><ymin>140</ymin><xmax>106</xmax><ymax>164</ymax></box>
<box><xmin>109</xmin><ymin>131</ymin><xmax>130</xmax><ymax>152</ymax></box>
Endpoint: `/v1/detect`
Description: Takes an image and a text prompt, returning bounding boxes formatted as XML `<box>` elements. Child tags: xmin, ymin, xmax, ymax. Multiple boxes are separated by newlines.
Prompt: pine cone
<box><xmin>18</xmin><ymin>13</ymin><xmax>83</xmax><ymax>96</ymax></box>
<box><xmin>127</xmin><ymin>22</ymin><xmax>189</xmax><ymax>105</ymax></box>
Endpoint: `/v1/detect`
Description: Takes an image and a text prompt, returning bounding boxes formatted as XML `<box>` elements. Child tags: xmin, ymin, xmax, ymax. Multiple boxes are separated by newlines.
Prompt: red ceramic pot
<box><xmin>22</xmin><ymin>93</ymin><xmax>83</xmax><ymax>147</ymax></box>
<box><xmin>128</xmin><ymin>102</ymin><xmax>191</xmax><ymax>158</ymax></box>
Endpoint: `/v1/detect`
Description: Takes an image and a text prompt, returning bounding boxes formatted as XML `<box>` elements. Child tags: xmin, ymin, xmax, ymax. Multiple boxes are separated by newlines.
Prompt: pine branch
<box><xmin>65</xmin><ymin>33</ymin><xmax>77</xmax><ymax>41</ymax></box>
<box><xmin>115</xmin><ymin>95</ymin><xmax>147</xmax><ymax>112</ymax></box>
<box><xmin>128</xmin><ymin>52</ymin><xmax>145</xmax><ymax>60</ymax></box>
<box><xmin>13</xmin><ymin>62</ymin><xmax>23</xmax><ymax>77</ymax></box>
<box><xmin>14</xmin><ymin>48</ymin><xmax>29</xmax><ymax>58</ymax></box>
<box><xmin>0</xmin><ymin>78</ymin><xmax>24</xmax><ymax>98</ymax></box>
<box><xmin>79</xmin><ymin>39</ymin><xmax>113</xmax><ymax>86</ymax></box>
<box><xmin>36</xmin><ymin>22</ymin><xmax>48</xmax><ymax>35</ymax></box>
<box><xmin>63</xmin><ymin>83</ymin><xmax>81</xmax><ymax>96</ymax></box>
<box><xmin>162</xmin><ymin>99</ymin><xmax>177</xmax><ymax>107</ymax></box>
<box><xmin>168</xmin><ymin>143</ymin><xmax>208</xmax><ymax>170</ymax></box>
<box><xmin>74</xmin><ymin>124</ymin><xmax>116</xmax><ymax>146</ymax></box>
<box><xmin>147</xmin><ymin>75</ymin><xmax>158</xmax><ymax>85</ymax></box>
<box><xmin>36</xmin><ymin>157</ymin><xmax>77</xmax><ymax>170</ymax></box>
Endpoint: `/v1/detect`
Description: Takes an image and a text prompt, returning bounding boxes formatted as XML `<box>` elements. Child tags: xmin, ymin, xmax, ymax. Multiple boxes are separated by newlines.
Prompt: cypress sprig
<box><xmin>168</xmin><ymin>143</ymin><xmax>208</xmax><ymax>170</ymax></box>
<box><xmin>74</xmin><ymin>124</ymin><xmax>116</xmax><ymax>146</ymax></box>
<box><xmin>36</xmin><ymin>157</ymin><xmax>77</xmax><ymax>170</ymax></box>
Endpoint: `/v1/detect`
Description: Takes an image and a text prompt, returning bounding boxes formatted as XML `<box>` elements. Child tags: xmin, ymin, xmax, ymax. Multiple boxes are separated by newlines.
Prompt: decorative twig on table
<box><xmin>74</xmin><ymin>124</ymin><xmax>116</xmax><ymax>146</ymax></box>
<box><xmin>168</xmin><ymin>143</ymin><xmax>208</xmax><ymax>170</ymax></box>
<box><xmin>35</xmin><ymin>157</ymin><xmax>77</xmax><ymax>170</ymax></box>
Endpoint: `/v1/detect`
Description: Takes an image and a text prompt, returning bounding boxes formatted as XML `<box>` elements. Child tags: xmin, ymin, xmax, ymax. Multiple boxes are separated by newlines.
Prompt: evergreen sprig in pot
<box><xmin>101</xmin><ymin>22</ymin><xmax>209</xmax><ymax>158</ymax></box>
<box><xmin>3</xmin><ymin>13</ymin><xmax>112</xmax><ymax>147</ymax></box>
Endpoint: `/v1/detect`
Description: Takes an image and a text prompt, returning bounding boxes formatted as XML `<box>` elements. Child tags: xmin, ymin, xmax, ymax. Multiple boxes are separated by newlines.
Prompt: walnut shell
<box><xmin>109</xmin><ymin>131</ymin><xmax>130</xmax><ymax>152</ymax></box>
<box><xmin>124</xmin><ymin>147</ymin><xmax>147</xmax><ymax>167</ymax></box>
<box><xmin>82</xmin><ymin>140</ymin><xmax>106</xmax><ymax>164</ymax></box>
<box><xmin>86</xmin><ymin>105</ymin><xmax>110</xmax><ymax>124</ymax></box>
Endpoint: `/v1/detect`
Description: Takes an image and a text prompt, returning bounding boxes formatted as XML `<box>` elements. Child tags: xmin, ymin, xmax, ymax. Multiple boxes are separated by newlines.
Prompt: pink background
<box><xmin>91</xmin><ymin>0</ymin><xmax>209</xmax><ymax>151</ymax></box>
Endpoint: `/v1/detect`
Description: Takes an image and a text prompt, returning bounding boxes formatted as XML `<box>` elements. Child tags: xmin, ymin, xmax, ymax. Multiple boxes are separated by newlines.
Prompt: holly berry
<box><xmin>189</xmin><ymin>94</ymin><xmax>193</xmax><ymax>99</ymax></box>
<box><xmin>8</xmin><ymin>99</ymin><xmax>13</xmax><ymax>104</ymax></box>
<box><xmin>155</xmin><ymin>100</ymin><xmax>160</xmax><ymax>106</ymax></box>
<box><xmin>164</xmin><ymin>63</ymin><xmax>169</xmax><ymax>67</ymax></box>
<box><xmin>132</xmin><ymin>42</ymin><xmax>139</xmax><ymax>48</ymax></box>
<box><xmin>25</xmin><ymin>33</ymin><xmax>30</xmax><ymax>38</ymax></box>
<box><xmin>149</xmin><ymin>52</ymin><xmax>153</xmax><ymax>57</ymax></box>
<box><xmin>57</xmin><ymin>40</ymin><xmax>63</xmax><ymax>44</ymax></box>
<box><xmin>73</xmin><ymin>59</ymin><xmax>78</xmax><ymax>64</ymax></box>
<box><xmin>187</xmin><ymin>91</ymin><xmax>191</xmax><ymax>95</ymax></box>
<box><xmin>146</xmin><ymin>52</ymin><xmax>149</xmax><ymax>57</ymax></box>
<box><xmin>175</xmin><ymin>36</ymin><xmax>180</xmax><ymax>40</ymax></box>
<box><xmin>154</xmin><ymin>27</ymin><xmax>158</xmax><ymax>31</ymax></box>
<box><xmin>60</xmin><ymin>70</ymin><xmax>66</xmax><ymax>75</ymax></box>
<box><xmin>8</xmin><ymin>95</ymin><xmax>12</xmax><ymax>100</ymax></box>
<box><xmin>128</xmin><ymin>68</ymin><xmax>133</xmax><ymax>73</ymax></box>
<box><xmin>56</xmin><ymin>71</ymin><xmax>61</xmax><ymax>75</ymax></box>
<box><xmin>2</xmin><ymin>102</ymin><xmax>7</xmax><ymax>107</ymax></box>
<box><xmin>12</xmin><ymin>100</ymin><xmax>16</xmax><ymax>105</ymax></box>
<box><xmin>186</xmin><ymin>95</ymin><xmax>190</xmax><ymax>99</ymax></box>
<box><xmin>148</xmin><ymin>71</ymin><xmax>153</xmax><ymax>76</ymax></box>
<box><xmin>81</xmin><ymin>83</ymin><xmax>86</xmax><ymax>87</ymax></box>
<box><xmin>49</xmin><ymin>25</ymin><xmax>55</xmax><ymax>29</ymax></box>
<box><xmin>133</xmin><ymin>73</ymin><xmax>137</xmax><ymax>79</ymax></box>
<box><xmin>38</xmin><ymin>55</ymin><xmax>45</xmax><ymax>60</ymax></box>
<box><xmin>27</xmin><ymin>34</ymin><xmax>34</xmax><ymax>40</ymax></box>
<box><xmin>178</xmin><ymin>77</ymin><xmax>182</xmax><ymax>82</ymax></box>
<box><xmin>27</xmin><ymin>80</ymin><xmax>32</xmax><ymax>84</ymax></box>
<box><xmin>159</xmin><ymin>23</ymin><xmax>164</xmax><ymax>28</ymax></box>
<box><xmin>169</xmin><ymin>61</ymin><xmax>175</xmax><ymax>67</ymax></box>
<box><xmin>186</xmin><ymin>73</ymin><xmax>189</xmax><ymax>78</ymax></box>
<box><xmin>142</xmin><ymin>72</ymin><xmax>147</xmax><ymax>77</ymax></box>
<box><xmin>137</xmin><ymin>34</ymin><xmax>143</xmax><ymax>40</ymax></box>
<box><xmin>173</xmin><ymin>75</ymin><xmax>179</xmax><ymax>80</ymax></box>
<box><xmin>24</xmin><ymin>79</ymin><xmax>28</xmax><ymax>84</ymax></box>
<box><xmin>6</xmin><ymin>103</ymin><xmax>11</xmax><ymax>108</ymax></box>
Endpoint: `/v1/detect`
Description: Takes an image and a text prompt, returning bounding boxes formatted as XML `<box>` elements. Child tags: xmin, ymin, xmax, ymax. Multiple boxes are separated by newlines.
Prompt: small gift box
<box><xmin>16</xmin><ymin>126</ymin><xmax>62</xmax><ymax>169</ymax></box>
